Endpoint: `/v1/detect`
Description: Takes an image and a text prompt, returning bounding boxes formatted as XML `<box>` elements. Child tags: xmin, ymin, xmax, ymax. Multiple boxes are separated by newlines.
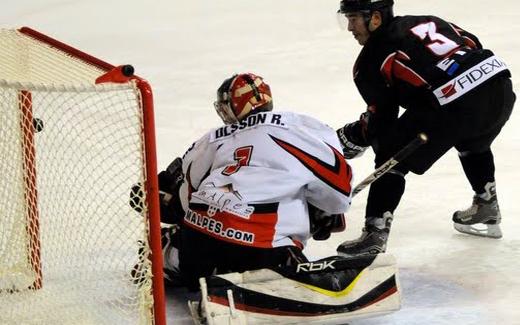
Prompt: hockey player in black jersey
<box><xmin>335</xmin><ymin>0</ymin><xmax>515</xmax><ymax>256</ymax></box>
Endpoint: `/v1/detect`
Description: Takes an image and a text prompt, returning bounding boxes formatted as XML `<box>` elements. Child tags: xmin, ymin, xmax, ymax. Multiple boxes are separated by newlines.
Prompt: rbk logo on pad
<box><xmin>269</xmin><ymin>135</ymin><xmax>352</xmax><ymax>196</ymax></box>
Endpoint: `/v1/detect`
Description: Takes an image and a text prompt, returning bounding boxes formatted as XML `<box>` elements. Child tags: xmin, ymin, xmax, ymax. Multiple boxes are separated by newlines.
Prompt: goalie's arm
<box><xmin>157</xmin><ymin>157</ymin><xmax>185</xmax><ymax>224</ymax></box>
<box><xmin>308</xmin><ymin>203</ymin><xmax>346</xmax><ymax>241</ymax></box>
<box><xmin>130</xmin><ymin>157</ymin><xmax>185</xmax><ymax>224</ymax></box>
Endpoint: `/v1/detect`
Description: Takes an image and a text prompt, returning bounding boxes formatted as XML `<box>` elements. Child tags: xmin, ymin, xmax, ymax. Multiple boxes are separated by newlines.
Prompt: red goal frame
<box><xmin>16</xmin><ymin>26</ymin><xmax>166</xmax><ymax>325</ymax></box>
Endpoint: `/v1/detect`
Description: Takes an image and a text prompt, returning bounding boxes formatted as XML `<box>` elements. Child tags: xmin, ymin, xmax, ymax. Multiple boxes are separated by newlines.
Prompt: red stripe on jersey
<box><xmin>184</xmin><ymin>206</ymin><xmax>278</xmax><ymax>248</ymax></box>
<box><xmin>380</xmin><ymin>52</ymin><xmax>396</xmax><ymax>83</ymax></box>
<box><xmin>462</xmin><ymin>36</ymin><xmax>477</xmax><ymax>49</ymax></box>
<box><xmin>393</xmin><ymin>60</ymin><xmax>429</xmax><ymax>87</ymax></box>
<box><xmin>269</xmin><ymin>135</ymin><xmax>352</xmax><ymax>196</ymax></box>
<box><xmin>380</xmin><ymin>51</ymin><xmax>430</xmax><ymax>88</ymax></box>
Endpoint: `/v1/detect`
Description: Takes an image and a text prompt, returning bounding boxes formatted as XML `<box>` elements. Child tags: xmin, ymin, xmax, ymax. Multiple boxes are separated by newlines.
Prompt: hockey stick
<box><xmin>352</xmin><ymin>133</ymin><xmax>428</xmax><ymax>197</ymax></box>
<box><xmin>313</xmin><ymin>133</ymin><xmax>428</xmax><ymax>239</ymax></box>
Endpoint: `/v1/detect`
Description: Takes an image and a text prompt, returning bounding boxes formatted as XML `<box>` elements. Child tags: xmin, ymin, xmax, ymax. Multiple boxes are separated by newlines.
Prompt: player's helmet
<box><xmin>339</xmin><ymin>0</ymin><xmax>394</xmax><ymax>13</ymax></box>
<box><xmin>214</xmin><ymin>73</ymin><xmax>273</xmax><ymax>124</ymax></box>
<box><xmin>337</xmin><ymin>0</ymin><xmax>394</xmax><ymax>29</ymax></box>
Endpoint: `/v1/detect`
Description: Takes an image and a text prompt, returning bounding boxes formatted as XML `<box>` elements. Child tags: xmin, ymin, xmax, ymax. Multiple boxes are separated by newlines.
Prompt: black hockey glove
<box><xmin>336</xmin><ymin>123</ymin><xmax>368</xmax><ymax>159</ymax></box>
<box><xmin>158</xmin><ymin>157</ymin><xmax>185</xmax><ymax>224</ymax></box>
<box><xmin>129</xmin><ymin>183</ymin><xmax>145</xmax><ymax>213</ymax></box>
<box><xmin>309</xmin><ymin>204</ymin><xmax>346</xmax><ymax>241</ymax></box>
<box><xmin>158</xmin><ymin>157</ymin><xmax>184</xmax><ymax>196</ymax></box>
<box><xmin>337</xmin><ymin>110</ymin><xmax>373</xmax><ymax>159</ymax></box>
<box><xmin>129</xmin><ymin>157</ymin><xmax>185</xmax><ymax>224</ymax></box>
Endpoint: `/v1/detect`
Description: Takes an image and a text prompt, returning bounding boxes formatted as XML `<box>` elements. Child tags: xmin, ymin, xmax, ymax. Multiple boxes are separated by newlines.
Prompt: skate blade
<box><xmin>453</xmin><ymin>223</ymin><xmax>502</xmax><ymax>239</ymax></box>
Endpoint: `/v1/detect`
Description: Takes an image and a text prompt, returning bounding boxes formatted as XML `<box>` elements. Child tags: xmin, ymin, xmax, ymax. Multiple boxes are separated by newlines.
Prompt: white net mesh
<box><xmin>0</xmin><ymin>29</ymin><xmax>105</xmax><ymax>85</ymax></box>
<box><xmin>0</xmin><ymin>29</ymin><xmax>157</xmax><ymax>324</ymax></box>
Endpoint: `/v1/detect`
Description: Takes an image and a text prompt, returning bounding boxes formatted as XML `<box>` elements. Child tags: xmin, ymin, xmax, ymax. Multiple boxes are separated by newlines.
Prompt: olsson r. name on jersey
<box><xmin>212</xmin><ymin>113</ymin><xmax>287</xmax><ymax>141</ymax></box>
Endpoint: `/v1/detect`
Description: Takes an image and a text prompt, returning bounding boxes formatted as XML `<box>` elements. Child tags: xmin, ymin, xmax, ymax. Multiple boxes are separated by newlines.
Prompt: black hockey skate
<box><xmin>453</xmin><ymin>182</ymin><xmax>502</xmax><ymax>239</ymax></box>
<box><xmin>337</xmin><ymin>212</ymin><xmax>393</xmax><ymax>257</ymax></box>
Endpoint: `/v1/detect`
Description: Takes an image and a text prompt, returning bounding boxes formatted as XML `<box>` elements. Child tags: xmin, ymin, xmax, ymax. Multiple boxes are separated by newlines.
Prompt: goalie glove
<box><xmin>130</xmin><ymin>157</ymin><xmax>185</xmax><ymax>224</ymax></box>
<box><xmin>129</xmin><ymin>183</ymin><xmax>145</xmax><ymax>213</ymax></box>
<box><xmin>158</xmin><ymin>157</ymin><xmax>184</xmax><ymax>198</ymax></box>
<box><xmin>158</xmin><ymin>157</ymin><xmax>185</xmax><ymax>224</ymax></box>
<box><xmin>308</xmin><ymin>203</ymin><xmax>346</xmax><ymax>241</ymax></box>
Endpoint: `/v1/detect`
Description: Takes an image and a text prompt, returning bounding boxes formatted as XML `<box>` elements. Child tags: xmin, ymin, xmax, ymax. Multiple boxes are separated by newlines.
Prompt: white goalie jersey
<box><xmin>179</xmin><ymin>111</ymin><xmax>353</xmax><ymax>248</ymax></box>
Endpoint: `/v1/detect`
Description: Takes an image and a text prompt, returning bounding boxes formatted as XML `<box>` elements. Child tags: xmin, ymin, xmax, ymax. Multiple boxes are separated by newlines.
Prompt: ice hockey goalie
<box><xmin>131</xmin><ymin>72</ymin><xmax>402</xmax><ymax>324</ymax></box>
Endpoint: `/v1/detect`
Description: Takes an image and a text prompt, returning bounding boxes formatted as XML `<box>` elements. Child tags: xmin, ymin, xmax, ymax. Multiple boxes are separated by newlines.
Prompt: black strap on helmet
<box><xmin>242</xmin><ymin>74</ymin><xmax>262</xmax><ymax>102</ymax></box>
<box><xmin>217</xmin><ymin>74</ymin><xmax>238</xmax><ymax>103</ymax></box>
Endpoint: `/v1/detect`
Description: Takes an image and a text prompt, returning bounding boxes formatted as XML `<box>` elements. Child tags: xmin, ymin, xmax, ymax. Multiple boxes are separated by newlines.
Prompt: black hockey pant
<box><xmin>178</xmin><ymin>225</ymin><xmax>307</xmax><ymax>291</ymax></box>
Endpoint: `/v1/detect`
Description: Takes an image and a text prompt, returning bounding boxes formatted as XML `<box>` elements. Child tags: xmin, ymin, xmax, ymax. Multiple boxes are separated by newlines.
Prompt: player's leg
<box><xmin>179</xmin><ymin>223</ymin><xmax>308</xmax><ymax>290</ymax></box>
<box><xmin>452</xmin><ymin>150</ymin><xmax>502</xmax><ymax>238</ymax></box>
<box><xmin>452</xmin><ymin>76</ymin><xmax>515</xmax><ymax>238</ymax></box>
<box><xmin>337</xmin><ymin>172</ymin><xmax>403</xmax><ymax>256</ymax></box>
<box><xmin>194</xmin><ymin>253</ymin><xmax>401</xmax><ymax>324</ymax></box>
<box><xmin>178</xmin><ymin>226</ymin><xmax>220</xmax><ymax>291</ymax></box>
<box><xmin>339</xmin><ymin>110</ymin><xmax>453</xmax><ymax>256</ymax></box>
<box><xmin>222</xmin><ymin>244</ymin><xmax>308</xmax><ymax>274</ymax></box>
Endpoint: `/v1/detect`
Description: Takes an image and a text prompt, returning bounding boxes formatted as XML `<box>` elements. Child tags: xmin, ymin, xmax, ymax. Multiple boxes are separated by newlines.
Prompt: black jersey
<box><xmin>352</xmin><ymin>15</ymin><xmax>510</xmax><ymax>141</ymax></box>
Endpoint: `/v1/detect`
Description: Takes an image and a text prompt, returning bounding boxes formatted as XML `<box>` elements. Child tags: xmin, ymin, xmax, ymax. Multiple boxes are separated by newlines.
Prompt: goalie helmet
<box><xmin>214</xmin><ymin>73</ymin><xmax>273</xmax><ymax>124</ymax></box>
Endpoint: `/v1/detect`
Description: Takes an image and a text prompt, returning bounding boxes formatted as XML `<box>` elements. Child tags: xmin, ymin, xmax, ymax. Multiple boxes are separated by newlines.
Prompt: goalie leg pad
<box><xmin>191</xmin><ymin>254</ymin><xmax>401</xmax><ymax>324</ymax></box>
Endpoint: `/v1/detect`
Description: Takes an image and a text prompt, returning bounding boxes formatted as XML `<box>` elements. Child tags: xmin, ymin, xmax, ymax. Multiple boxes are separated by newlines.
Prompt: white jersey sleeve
<box><xmin>292</xmin><ymin>114</ymin><xmax>353</xmax><ymax>214</ymax></box>
<box><xmin>177</xmin><ymin>131</ymin><xmax>216</xmax><ymax>212</ymax></box>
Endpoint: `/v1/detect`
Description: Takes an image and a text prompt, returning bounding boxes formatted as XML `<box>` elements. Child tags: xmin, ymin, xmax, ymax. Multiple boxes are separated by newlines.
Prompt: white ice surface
<box><xmin>2</xmin><ymin>0</ymin><xmax>519</xmax><ymax>324</ymax></box>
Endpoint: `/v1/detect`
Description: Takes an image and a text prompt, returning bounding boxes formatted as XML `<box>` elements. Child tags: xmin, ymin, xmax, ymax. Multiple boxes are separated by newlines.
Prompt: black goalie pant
<box><xmin>365</xmin><ymin>76</ymin><xmax>515</xmax><ymax>220</ymax></box>
<box><xmin>178</xmin><ymin>225</ymin><xmax>307</xmax><ymax>291</ymax></box>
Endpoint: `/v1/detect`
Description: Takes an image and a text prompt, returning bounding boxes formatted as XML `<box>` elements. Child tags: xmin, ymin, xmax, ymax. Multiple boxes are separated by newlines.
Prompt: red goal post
<box><xmin>0</xmin><ymin>27</ymin><xmax>166</xmax><ymax>324</ymax></box>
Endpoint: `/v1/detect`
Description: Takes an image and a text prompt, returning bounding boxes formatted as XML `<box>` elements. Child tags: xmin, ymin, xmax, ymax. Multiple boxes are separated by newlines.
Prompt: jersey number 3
<box><xmin>410</xmin><ymin>22</ymin><xmax>458</xmax><ymax>56</ymax></box>
<box><xmin>222</xmin><ymin>146</ymin><xmax>253</xmax><ymax>176</ymax></box>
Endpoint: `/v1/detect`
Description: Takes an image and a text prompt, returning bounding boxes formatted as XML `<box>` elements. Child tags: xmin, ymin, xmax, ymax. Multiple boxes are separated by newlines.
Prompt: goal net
<box><xmin>0</xmin><ymin>27</ymin><xmax>165</xmax><ymax>324</ymax></box>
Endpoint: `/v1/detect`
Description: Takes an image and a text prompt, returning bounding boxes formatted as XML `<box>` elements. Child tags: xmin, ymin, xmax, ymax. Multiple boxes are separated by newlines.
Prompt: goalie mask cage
<box><xmin>0</xmin><ymin>27</ymin><xmax>166</xmax><ymax>325</ymax></box>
